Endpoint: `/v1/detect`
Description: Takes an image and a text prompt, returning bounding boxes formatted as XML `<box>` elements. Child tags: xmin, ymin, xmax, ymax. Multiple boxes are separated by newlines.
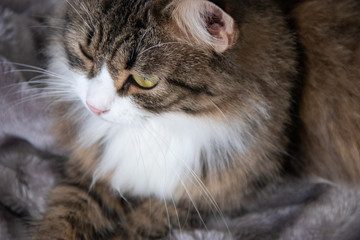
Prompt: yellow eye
<box><xmin>133</xmin><ymin>75</ymin><xmax>159</xmax><ymax>89</ymax></box>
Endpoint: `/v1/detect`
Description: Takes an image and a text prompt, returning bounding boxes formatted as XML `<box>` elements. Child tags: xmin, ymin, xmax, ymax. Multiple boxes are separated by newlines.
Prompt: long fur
<box><xmin>169</xmin><ymin>0</ymin><xmax>235</xmax><ymax>51</ymax></box>
<box><xmin>47</xmin><ymin>55</ymin><xmax>251</xmax><ymax>198</ymax></box>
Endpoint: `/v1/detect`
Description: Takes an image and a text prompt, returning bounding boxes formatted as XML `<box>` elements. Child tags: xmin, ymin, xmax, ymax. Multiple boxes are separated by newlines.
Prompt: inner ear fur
<box><xmin>169</xmin><ymin>0</ymin><xmax>237</xmax><ymax>52</ymax></box>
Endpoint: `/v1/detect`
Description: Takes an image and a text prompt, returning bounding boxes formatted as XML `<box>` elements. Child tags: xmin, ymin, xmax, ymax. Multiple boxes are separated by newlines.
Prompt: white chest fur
<box><xmin>46</xmin><ymin>52</ymin><xmax>247</xmax><ymax>199</ymax></box>
<box><xmin>77</xmin><ymin>112</ymin><xmax>247</xmax><ymax>199</ymax></box>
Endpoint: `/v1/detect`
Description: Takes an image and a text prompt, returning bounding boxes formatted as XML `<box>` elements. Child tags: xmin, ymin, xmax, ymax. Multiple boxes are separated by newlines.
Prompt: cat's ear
<box><xmin>170</xmin><ymin>0</ymin><xmax>237</xmax><ymax>52</ymax></box>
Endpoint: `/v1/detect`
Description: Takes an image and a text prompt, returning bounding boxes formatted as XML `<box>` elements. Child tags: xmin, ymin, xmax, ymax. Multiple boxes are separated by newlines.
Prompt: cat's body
<box><xmin>295</xmin><ymin>0</ymin><xmax>360</xmax><ymax>181</ymax></box>
<box><xmin>31</xmin><ymin>0</ymin><xmax>360</xmax><ymax>239</ymax></box>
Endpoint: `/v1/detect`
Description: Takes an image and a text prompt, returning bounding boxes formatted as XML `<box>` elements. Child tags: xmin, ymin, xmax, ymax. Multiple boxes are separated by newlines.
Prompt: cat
<box><xmin>30</xmin><ymin>0</ymin><xmax>360</xmax><ymax>239</ymax></box>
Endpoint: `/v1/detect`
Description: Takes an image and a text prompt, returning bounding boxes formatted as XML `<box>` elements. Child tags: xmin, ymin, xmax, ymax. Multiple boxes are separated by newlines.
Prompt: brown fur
<box><xmin>30</xmin><ymin>0</ymin><xmax>360</xmax><ymax>239</ymax></box>
<box><xmin>293</xmin><ymin>0</ymin><xmax>360</xmax><ymax>182</ymax></box>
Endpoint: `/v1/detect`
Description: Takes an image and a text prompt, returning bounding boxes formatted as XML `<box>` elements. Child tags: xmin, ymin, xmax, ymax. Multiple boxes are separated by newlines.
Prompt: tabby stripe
<box><xmin>64</xmin><ymin>43</ymin><xmax>86</xmax><ymax>70</ymax></box>
<box><xmin>96</xmin><ymin>24</ymin><xmax>106</xmax><ymax>52</ymax></box>
<box><xmin>86</xmin><ymin>28</ymin><xmax>95</xmax><ymax>47</ymax></box>
<box><xmin>49</xmin><ymin>189</ymin><xmax>126</xmax><ymax>239</ymax></box>
<box><xmin>60</xmin><ymin>182</ymin><xmax>122</xmax><ymax>221</ymax></box>
<box><xmin>279</xmin><ymin>11</ymin><xmax>307</xmax><ymax>177</ymax></box>
<box><xmin>110</xmin><ymin>2</ymin><xmax>134</xmax><ymax>30</ymax></box>
<box><xmin>167</xmin><ymin>79</ymin><xmax>214</xmax><ymax>96</ymax></box>
<box><xmin>135</xmin><ymin>93</ymin><xmax>183</xmax><ymax>113</ymax></box>
<box><xmin>76</xmin><ymin>232</ymin><xmax>85</xmax><ymax>240</ymax></box>
<box><xmin>161</xmin><ymin>95</ymin><xmax>185</xmax><ymax>111</ymax></box>
<box><xmin>102</xmin><ymin>0</ymin><xmax>114</xmax><ymax>15</ymax></box>
<box><xmin>50</xmin><ymin>200</ymin><xmax>87</xmax><ymax>211</ymax></box>
<box><xmin>57</xmin><ymin>215</ymin><xmax>118</xmax><ymax>240</ymax></box>
<box><xmin>110</xmin><ymin>34</ymin><xmax>133</xmax><ymax>61</ymax></box>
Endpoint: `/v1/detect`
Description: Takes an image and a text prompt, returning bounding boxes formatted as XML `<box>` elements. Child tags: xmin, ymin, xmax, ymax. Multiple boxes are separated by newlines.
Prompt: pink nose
<box><xmin>86</xmin><ymin>102</ymin><xmax>108</xmax><ymax>116</ymax></box>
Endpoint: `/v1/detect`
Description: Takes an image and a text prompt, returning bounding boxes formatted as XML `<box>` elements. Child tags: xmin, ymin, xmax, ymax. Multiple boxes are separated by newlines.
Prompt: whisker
<box><xmin>141</xmin><ymin>124</ymin><xmax>209</xmax><ymax>230</ymax></box>
<box><xmin>29</xmin><ymin>75</ymin><xmax>53</xmax><ymax>82</ymax></box>
<box><xmin>65</xmin><ymin>0</ymin><xmax>92</xmax><ymax>31</ymax></box>
<box><xmin>1</xmin><ymin>69</ymin><xmax>63</xmax><ymax>80</ymax></box>
<box><xmin>128</xmin><ymin>127</ymin><xmax>149</xmax><ymax>182</ymax></box>
<box><xmin>162</xmin><ymin>196</ymin><xmax>172</xmax><ymax>234</ymax></box>
<box><xmin>177</xmin><ymin>176</ymin><xmax>208</xmax><ymax>231</ymax></box>
<box><xmin>184</xmin><ymin>168</ymin><xmax>230</xmax><ymax>233</ymax></box>
<box><xmin>143</xmin><ymin>118</ymin><xmax>230</xmax><ymax>233</ymax></box>
<box><xmin>42</xmin><ymin>16</ymin><xmax>67</xmax><ymax>23</ymax></box>
<box><xmin>133</xmin><ymin>28</ymin><xmax>151</xmax><ymax>59</ymax></box>
<box><xmin>207</xmin><ymin>98</ymin><xmax>228</xmax><ymax>121</ymax></box>
<box><xmin>170</xmin><ymin>194</ymin><xmax>182</xmax><ymax>234</ymax></box>
<box><xmin>0</xmin><ymin>84</ymin><xmax>72</xmax><ymax>99</ymax></box>
<box><xmin>138</xmin><ymin>42</ymin><xmax>186</xmax><ymax>56</ymax></box>
<box><xmin>5</xmin><ymin>93</ymin><xmax>54</xmax><ymax>110</ymax></box>
<box><xmin>0</xmin><ymin>61</ymin><xmax>65</xmax><ymax>79</ymax></box>
<box><xmin>79</xmin><ymin>2</ymin><xmax>96</xmax><ymax>30</ymax></box>
<box><xmin>31</xmin><ymin>22</ymin><xmax>88</xmax><ymax>36</ymax></box>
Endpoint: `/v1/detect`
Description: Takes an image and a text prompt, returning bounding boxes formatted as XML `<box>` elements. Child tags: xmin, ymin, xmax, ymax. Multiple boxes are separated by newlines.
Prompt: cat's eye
<box><xmin>79</xmin><ymin>44</ymin><xmax>93</xmax><ymax>61</ymax></box>
<box><xmin>133</xmin><ymin>75</ymin><xmax>159</xmax><ymax>89</ymax></box>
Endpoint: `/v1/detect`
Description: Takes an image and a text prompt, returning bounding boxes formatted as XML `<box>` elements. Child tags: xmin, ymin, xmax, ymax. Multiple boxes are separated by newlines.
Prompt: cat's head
<box><xmin>49</xmin><ymin>0</ymin><xmax>296</xmax><ymax>127</ymax></box>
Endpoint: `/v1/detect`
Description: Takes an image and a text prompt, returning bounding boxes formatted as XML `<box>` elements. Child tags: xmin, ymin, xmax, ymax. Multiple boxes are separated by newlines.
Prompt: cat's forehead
<box><xmin>68</xmin><ymin>1</ymin><xmax>171</xmax><ymax>50</ymax></box>
<box><xmin>63</xmin><ymin>0</ymin><xmax>170</xmax><ymax>68</ymax></box>
<box><xmin>67</xmin><ymin>0</ymin><xmax>159</xmax><ymax>26</ymax></box>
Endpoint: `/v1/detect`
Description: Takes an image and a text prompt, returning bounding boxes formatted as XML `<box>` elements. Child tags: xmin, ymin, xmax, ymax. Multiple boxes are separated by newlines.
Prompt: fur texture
<box><xmin>32</xmin><ymin>0</ymin><xmax>298</xmax><ymax>238</ymax></box>
<box><xmin>45</xmin><ymin>0</ymin><xmax>296</xmax><ymax>203</ymax></box>
<box><xmin>24</xmin><ymin>0</ymin><xmax>360</xmax><ymax>239</ymax></box>
<box><xmin>294</xmin><ymin>0</ymin><xmax>360</xmax><ymax>182</ymax></box>
<box><xmin>2</xmin><ymin>0</ymin><xmax>360</xmax><ymax>239</ymax></box>
<box><xmin>169</xmin><ymin>0</ymin><xmax>237</xmax><ymax>52</ymax></box>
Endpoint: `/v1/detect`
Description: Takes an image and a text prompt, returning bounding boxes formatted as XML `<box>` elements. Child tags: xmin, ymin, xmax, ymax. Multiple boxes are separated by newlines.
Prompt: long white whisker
<box><xmin>132</xmin><ymin>127</ymin><xmax>149</xmax><ymax>180</ymax></box>
<box><xmin>5</xmin><ymin>93</ymin><xmax>58</xmax><ymax>110</ymax></box>
<box><xmin>138</xmin><ymin>42</ymin><xmax>185</xmax><ymax>56</ymax></box>
<box><xmin>184</xmin><ymin>167</ymin><xmax>230</xmax><ymax>233</ymax></box>
<box><xmin>29</xmin><ymin>75</ymin><xmax>54</xmax><ymax>82</ymax></box>
<box><xmin>178</xmin><ymin>176</ymin><xmax>208</xmax><ymax>230</ymax></box>
<box><xmin>207</xmin><ymin>98</ymin><xmax>228</xmax><ymax>121</ymax></box>
<box><xmin>143</xmin><ymin>119</ymin><xmax>230</xmax><ymax>233</ymax></box>
<box><xmin>133</xmin><ymin>28</ymin><xmax>151</xmax><ymax>58</ymax></box>
<box><xmin>2</xmin><ymin>69</ymin><xmax>63</xmax><ymax>79</ymax></box>
<box><xmin>42</xmin><ymin>16</ymin><xmax>67</xmax><ymax>23</ymax></box>
<box><xmin>65</xmin><ymin>0</ymin><xmax>92</xmax><ymax>31</ymax></box>
<box><xmin>162</xmin><ymin>196</ymin><xmax>172</xmax><ymax>234</ymax></box>
<box><xmin>142</xmin><ymin>124</ymin><xmax>209</xmax><ymax>230</ymax></box>
<box><xmin>79</xmin><ymin>2</ymin><xmax>95</xmax><ymax>30</ymax></box>
<box><xmin>1</xmin><ymin>61</ymin><xmax>65</xmax><ymax>79</ymax></box>
<box><xmin>31</xmin><ymin>21</ymin><xmax>89</xmax><ymax>36</ymax></box>
<box><xmin>170</xmin><ymin>194</ymin><xmax>182</xmax><ymax>235</ymax></box>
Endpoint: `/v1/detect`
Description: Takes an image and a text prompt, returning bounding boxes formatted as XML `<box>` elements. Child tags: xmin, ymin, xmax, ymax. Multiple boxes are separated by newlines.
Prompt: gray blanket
<box><xmin>0</xmin><ymin>1</ymin><xmax>62</xmax><ymax>239</ymax></box>
<box><xmin>1</xmin><ymin>1</ymin><xmax>360</xmax><ymax>239</ymax></box>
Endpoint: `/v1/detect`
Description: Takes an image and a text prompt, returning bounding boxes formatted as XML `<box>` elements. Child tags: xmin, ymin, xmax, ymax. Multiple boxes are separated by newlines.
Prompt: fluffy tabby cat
<box><xmin>31</xmin><ymin>0</ymin><xmax>360</xmax><ymax>239</ymax></box>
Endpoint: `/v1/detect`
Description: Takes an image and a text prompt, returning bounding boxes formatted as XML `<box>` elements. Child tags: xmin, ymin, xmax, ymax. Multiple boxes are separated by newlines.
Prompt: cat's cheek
<box><xmin>71</xmin><ymin>73</ymin><xmax>89</xmax><ymax>106</ymax></box>
<box><xmin>99</xmin><ymin>113</ymin><xmax>138</xmax><ymax>126</ymax></box>
<box><xmin>97</xmin><ymin>98</ymin><xmax>147</xmax><ymax>126</ymax></box>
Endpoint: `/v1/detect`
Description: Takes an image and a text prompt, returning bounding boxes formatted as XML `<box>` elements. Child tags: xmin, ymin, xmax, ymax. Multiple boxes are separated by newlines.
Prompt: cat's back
<box><xmin>291</xmin><ymin>0</ymin><xmax>360</xmax><ymax>181</ymax></box>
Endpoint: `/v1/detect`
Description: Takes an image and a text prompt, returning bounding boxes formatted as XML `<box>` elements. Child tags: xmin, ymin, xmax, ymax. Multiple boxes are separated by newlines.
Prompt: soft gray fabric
<box><xmin>0</xmin><ymin>2</ymin><xmax>61</xmax><ymax>239</ymax></box>
<box><xmin>0</xmin><ymin>5</ymin><xmax>59</xmax><ymax>151</ymax></box>
<box><xmin>0</xmin><ymin>0</ymin><xmax>58</xmax><ymax>17</ymax></box>
<box><xmin>0</xmin><ymin>140</ymin><xmax>61</xmax><ymax>240</ymax></box>
<box><xmin>168</xmin><ymin>181</ymin><xmax>360</xmax><ymax>240</ymax></box>
<box><xmin>0</xmin><ymin>57</ymin><xmax>59</xmax><ymax>152</ymax></box>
